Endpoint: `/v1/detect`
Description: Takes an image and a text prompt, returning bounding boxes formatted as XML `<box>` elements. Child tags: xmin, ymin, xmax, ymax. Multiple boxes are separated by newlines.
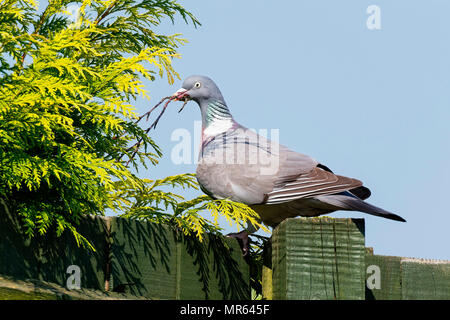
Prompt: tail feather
<box><xmin>315</xmin><ymin>194</ymin><xmax>406</xmax><ymax>222</ymax></box>
<box><xmin>348</xmin><ymin>186</ymin><xmax>371</xmax><ymax>200</ymax></box>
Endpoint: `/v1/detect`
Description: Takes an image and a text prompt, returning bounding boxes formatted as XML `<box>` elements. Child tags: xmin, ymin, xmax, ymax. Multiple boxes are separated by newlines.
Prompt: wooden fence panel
<box><xmin>401</xmin><ymin>258</ymin><xmax>450</xmax><ymax>300</ymax></box>
<box><xmin>0</xmin><ymin>199</ymin><xmax>108</xmax><ymax>291</ymax></box>
<box><xmin>0</xmin><ymin>200</ymin><xmax>250</xmax><ymax>299</ymax></box>
<box><xmin>365</xmin><ymin>253</ymin><xmax>402</xmax><ymax>300</ymax></box>
<box><xmin>109</xmin><ymin>217</ymin><xmax>250</xmax><ymax>299</ymax></box>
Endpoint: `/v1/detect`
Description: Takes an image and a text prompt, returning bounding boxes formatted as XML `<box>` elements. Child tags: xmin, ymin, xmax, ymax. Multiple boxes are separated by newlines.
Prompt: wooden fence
<box><xmin>0</xmin><ymin>198</ymin><xmax>449</xmax><ymax>300</ymax></box>
<box><xmin>0</xmin><ymin>199</ymin><xmax>249</xmax><ymax>299</ymax></box>
<box><xmin>262</xmin><ymin>218</ymin><xmax>450</xmax><ymax>300</ymax></box>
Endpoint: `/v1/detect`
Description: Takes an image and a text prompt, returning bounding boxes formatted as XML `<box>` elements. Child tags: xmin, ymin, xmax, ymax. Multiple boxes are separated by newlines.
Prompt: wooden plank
<box><xmin>365</xmin><ymin>253</ymin><xmax>402</xmax><ymax>300</ymax></box>
<box><xmin>271</xmin><ymin>217</ymin><xmax>366</xmax><ymax>300</ymax></box>
<box><xmin>262</xmin><ymin>266</ymin><xmax>273</xmax><ymax>300</ymax></box>
<box><xmin>109</xmin><ymin>217</ymin><xmax>250</xmax><ymax>299</ymax></box>
<box><xmin>178</xmin><ymin>234</ymin><xmax>249</xmax><ymax>299</ymax></box>
<box><xmin>35</xmin><ymin>215</ymin><xmax>109</xmax><ymax>291</ymax></box>
<box><xmin>109</xmin><ymin>217</ymin><xmax>179</xmax><ymax>299</ymax></box>
<box><xmin>272</xmin><ymin>220</ymin><xmax>287</xmax><ymax>299</ymax></box>
<box><xmin>0</xmin><ymin>275</ymin><xmax>145</xmax><ymax>300</ymax></box>
<box><xmin>0</xmin><ymin>199</ymin><xmax>40</xmax><ymax>280</ymax></box>
<box><xmin>0</xmin><ymin>199</ymin><xmax>250</xmax><ymax>299</ymax></box>
<box><xmin>0</xmin><ymin>199</ymin><xmax>108</xmax><ymax>291</ymax></box>
<box><xmin>401</xmin><ymin>258</ymin><xmax>450</xmax><ymax>300</ymax></box>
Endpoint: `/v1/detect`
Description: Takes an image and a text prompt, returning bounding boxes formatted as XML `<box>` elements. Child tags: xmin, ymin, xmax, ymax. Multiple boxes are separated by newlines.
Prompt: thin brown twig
<box><xmin>147</xmin><ymin>97</ymin><xmax>174</xmax><ymax>131</ymax></box>
<box><xmin>124</xmin><ymin>96</ymin><xmax>182</xmax><ymax>167</ymax></box>
<box><xmin>136</xmin><ymin>96</ymin><xmax>171</xmax><ymax>124</ymax></box>
<box><xmin>113</xmin><ymin>96</ymin><xmax>171</xmax><ymax>141</ymax></box>
<box><xmin>177</xmin><ymin>98</ymin><xmax>189</xmax><ymax>113</ymax></box>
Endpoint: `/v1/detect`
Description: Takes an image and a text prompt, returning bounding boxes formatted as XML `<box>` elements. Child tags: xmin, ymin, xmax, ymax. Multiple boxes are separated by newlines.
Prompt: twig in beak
<box><xmin>148</xmin><ymin>97</ymin><xmax>175</xmax><ymax>131</ymax></box>
<box><xmin>135</xmin><ymin>96</ymin><xmax>171</xmax><ymax>124</ymax></box>
<box><xmin>123</xmin><ymin>94</ymin><xmax>186</xmax><ymax>167</ymax></box>
<box><xmin>178</xmin><ymin>98</ymin><xmax>189</xmax><ymax>113</ymax></box>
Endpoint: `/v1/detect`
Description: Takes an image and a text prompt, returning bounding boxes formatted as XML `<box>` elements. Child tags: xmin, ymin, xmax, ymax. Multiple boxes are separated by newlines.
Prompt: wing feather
<box><xmin>265</xmin><ymin>167</ymin><xmax>362</xmax><ymax>204</ymax></box>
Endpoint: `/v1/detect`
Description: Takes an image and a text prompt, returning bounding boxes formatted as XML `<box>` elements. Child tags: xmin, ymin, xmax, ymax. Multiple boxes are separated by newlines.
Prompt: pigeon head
<box><xmin>172</xmin><ymin>75</ymin><xmax>226</xmax><ymax>105</ymax></box>
<box><xmin>172</xmin><ymin>75</ymin><xmax>235</xmax><ymax>135</ymax></box>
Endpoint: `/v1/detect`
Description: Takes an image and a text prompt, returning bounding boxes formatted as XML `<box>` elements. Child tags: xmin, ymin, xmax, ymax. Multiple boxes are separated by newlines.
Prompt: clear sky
<box><xmin>135</xmin><ymin>0</ymin><xmax>450</xmax><ymax>261</ymax></box>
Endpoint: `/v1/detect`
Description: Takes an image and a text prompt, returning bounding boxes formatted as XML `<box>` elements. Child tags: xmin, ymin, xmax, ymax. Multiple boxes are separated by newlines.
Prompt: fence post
<box><xmin>271</xmin><ymin>217</ymin><xmax>366</xmax><ymax>300</ymax></box>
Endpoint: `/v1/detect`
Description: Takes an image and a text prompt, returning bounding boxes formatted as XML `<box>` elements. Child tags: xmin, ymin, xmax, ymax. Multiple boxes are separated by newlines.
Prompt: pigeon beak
<box><xmin>172</xmin><ymin>88</ymin><xmax>189</xmax><ymax>101</ymax></box>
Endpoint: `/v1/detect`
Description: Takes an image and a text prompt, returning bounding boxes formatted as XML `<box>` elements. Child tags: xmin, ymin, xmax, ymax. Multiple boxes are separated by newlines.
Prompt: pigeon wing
<box><xmin>265</xmin><ymin>166</ymin><xmax>363</xmax><ymax>204</ymax></box>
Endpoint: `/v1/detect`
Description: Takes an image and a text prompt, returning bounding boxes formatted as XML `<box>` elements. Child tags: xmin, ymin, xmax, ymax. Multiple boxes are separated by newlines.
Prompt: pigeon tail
<box><xmin>314</xmin><ymin>194</ymin><xmax>406</xmax><ymax>222</ymax></box>
<box><xmin>317</xmin><ymin>163</ymin><xmax>371</xmax><ymax>200</ymax></box>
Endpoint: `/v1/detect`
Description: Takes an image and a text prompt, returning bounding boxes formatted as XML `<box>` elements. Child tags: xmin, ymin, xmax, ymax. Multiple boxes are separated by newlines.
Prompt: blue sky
<box><xmin>135</xmin><ymin>0</ymin><xmax>450</xmax><ymax>260</ymax></box>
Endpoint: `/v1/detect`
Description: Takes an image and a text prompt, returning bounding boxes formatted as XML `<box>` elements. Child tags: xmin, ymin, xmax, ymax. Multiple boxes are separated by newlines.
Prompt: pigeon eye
<box><xmin>194</xmin><ymin>82</ymin><xmax>201</xmax><ymax>88</ymax></box>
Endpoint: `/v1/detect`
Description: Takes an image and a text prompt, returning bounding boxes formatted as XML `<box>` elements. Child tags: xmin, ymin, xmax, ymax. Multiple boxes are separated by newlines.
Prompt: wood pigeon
<box><xmin>172</xmin><ymin>75</ymin><xmax>405</xmax><ymax>254</ymax></box>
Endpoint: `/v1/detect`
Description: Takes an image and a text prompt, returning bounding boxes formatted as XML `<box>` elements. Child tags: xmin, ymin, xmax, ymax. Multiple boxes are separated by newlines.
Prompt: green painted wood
<box><xmin>178</xmin><ymin>234</ymin><xmax>249</xmax><ymax>299</ymax></box>
<box><xmin>109</xmin><ymin>217</ymin><xmax>250</xmax><ymax>299</ymax></box>
<box><xmin>262</xmin><ymin>266</ymin><xmax>273</xmax><ymax>300</ymax></box>
<box><xmin>35</xmin><ymin>215</ymin><xmax>109</xmax><ymax>290</ymax></box>
<box><xmin>272</xmin><ymin>221</ymin><xmax>287</xmax><ymax>299</ymax></box>
<box><xmin>109</xmin><ymin>217</ymin><xmax>178</xmax><ymax>298</ymax></box>
<box><xmin>272</xmin><ymin>217</ymin><xmax>366</xmax><ymax>300</ymax></box>
<box><xmin>0</xmin><ymin>275</ymin><xmax>145</xmax><ymax>300</ymax></box>
<box><xmin>365</xmin><ymin>254</ymin><xmax>402</xmax><ymax>300</ymax></box>
<box><xmin>0</xmin><ymin>199</ymin><xmax>108</xmax><ymax>290</ymax></box>
<box><xmin>0</xmin><ymin>199</ymin><xmax>41</xmax><ymax>280</ymax></box>
<box><xmin>401</xmin><ymin>258</ymin><xmax>450</xmax><ymax>300</ymax></box>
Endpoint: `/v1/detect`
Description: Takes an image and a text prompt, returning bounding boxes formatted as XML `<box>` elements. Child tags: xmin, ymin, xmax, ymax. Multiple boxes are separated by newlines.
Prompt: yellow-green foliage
<box><xmin>116</xmin><ymin>174</ymin><xmax>268</xmax><ymax>242</ymax></box>
<box><xmin>0</xmin><ymin>0</ymin><xmax>198</xmax><ymax>249</ymax></box>
<box><xmin>0</xmin><ymin>0</ymin><xmax>265</xmax><ymax>249</ymax></box>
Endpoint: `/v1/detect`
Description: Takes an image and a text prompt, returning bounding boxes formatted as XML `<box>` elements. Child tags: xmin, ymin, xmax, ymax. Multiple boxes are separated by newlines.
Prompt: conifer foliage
<box><xmin>0</xmin><ymin>0</ymin><xmax>266</xmax><ymax>250</ymax></box>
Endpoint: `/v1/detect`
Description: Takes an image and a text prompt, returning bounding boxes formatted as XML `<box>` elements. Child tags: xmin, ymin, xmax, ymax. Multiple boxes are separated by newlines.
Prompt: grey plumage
<box><xmin>173</xmin><ymin>75</ymin><xmax>406</xmax><ymax>233</ymax></box>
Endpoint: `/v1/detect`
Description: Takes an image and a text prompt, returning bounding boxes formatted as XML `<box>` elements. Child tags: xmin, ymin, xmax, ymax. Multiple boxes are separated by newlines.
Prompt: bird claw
<box><xmin>226</xmin><ymin>230</ymin><xmax>249</xmax><ymax>256</ymax></box>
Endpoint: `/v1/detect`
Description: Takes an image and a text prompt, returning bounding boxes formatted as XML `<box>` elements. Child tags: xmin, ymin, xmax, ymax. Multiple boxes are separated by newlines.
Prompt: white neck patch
<box><xmin>203</xmin><ymin>118</ymin><xmax>233</xmax><ymax>136</ymax></box>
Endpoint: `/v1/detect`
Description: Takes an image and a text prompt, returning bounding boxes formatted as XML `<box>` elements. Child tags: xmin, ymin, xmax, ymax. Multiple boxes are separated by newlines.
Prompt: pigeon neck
<box><xmin>200</xmin><ymin>99</ymin><xmax>234</xmax><ymax>136</ymax></box>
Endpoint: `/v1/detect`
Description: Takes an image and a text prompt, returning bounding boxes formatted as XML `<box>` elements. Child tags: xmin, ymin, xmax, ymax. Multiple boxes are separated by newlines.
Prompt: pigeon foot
<box><xmin>226</xmin><ymin>230</ymin><xmax>249</xmax><ymax>256</ymax></box>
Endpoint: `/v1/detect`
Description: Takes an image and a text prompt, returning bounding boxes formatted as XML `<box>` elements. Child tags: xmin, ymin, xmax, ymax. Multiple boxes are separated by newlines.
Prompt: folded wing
<box><xmin>265</xmin><ymin>167</ymin><xmax>363</xmax><ymax>204</ymax></box>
